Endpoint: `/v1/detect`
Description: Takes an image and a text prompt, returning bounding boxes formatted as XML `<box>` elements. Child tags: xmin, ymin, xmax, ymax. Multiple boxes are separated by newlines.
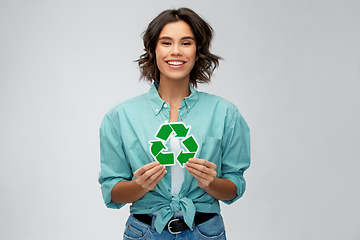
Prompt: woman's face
<box><xmin>155</xmin><ymin>20</ymin><xmax>197</xmax><ymax>83</ymax></box>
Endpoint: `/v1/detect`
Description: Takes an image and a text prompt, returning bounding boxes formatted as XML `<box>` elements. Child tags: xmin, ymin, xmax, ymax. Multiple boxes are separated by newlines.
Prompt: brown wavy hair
<box><xmin>136</xmin><ymin>8</ymin><xmax>222</xmax><ymax>87</ymax></box>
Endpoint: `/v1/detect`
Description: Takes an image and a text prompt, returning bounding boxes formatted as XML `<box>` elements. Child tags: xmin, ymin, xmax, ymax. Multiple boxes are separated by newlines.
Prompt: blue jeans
<box><xmin>123</xmin><ymin>213</ymin><xmax>226</xmax><ymax>240</ymax></box>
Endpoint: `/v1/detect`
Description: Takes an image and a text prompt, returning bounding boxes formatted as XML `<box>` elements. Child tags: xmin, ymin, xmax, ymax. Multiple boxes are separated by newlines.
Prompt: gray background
<box><xmin>1</xmin><ymin>0</ymin><xmax>359</xmax><ymax>239</ymax></box>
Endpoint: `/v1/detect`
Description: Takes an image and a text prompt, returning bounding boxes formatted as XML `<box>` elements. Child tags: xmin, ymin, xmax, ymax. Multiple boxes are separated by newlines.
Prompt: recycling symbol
<box><xmin>149</xmin><ymin>122</ymin><xmax>199</xmax><ymax>167</ymax></box>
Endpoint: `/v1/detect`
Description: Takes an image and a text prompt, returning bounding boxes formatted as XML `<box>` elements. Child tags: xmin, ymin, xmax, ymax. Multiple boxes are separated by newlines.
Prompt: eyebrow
<box><xmin>158</xmin><ymin>36</ymin><xmax>195</xmax><ymax>41</ymax></box>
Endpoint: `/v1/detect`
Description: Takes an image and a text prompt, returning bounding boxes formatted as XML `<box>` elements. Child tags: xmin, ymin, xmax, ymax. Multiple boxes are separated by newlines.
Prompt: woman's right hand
<box><xmin>133</xmin><ymin>161</ymin><xmax>166</xmax><ymax>192</ymax></box>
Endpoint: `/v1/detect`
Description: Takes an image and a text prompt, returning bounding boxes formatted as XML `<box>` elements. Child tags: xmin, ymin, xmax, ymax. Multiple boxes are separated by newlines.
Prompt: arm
<box><xmin>185</xmin><ymin>109</ymin><xmax>250</xmax><ymax>202</ymax></box>
<box><xmin>99</xmin><ymin>114</ymin><xmax>166</xmax><ymax>207</ymax></box>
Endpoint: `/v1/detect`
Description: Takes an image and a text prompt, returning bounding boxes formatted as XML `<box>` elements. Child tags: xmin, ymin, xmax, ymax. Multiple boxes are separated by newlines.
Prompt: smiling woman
<box><xmin>155</xmin><ymin>21</ymin><xmax>197</xmax><ymax>83</ymax></box>
<box><xmin>137</xmin><ymin>8</ymin><xmax>221</xmax><ymax>87</ymax></box>
<box><xmin>98</xmin><ymin>8</ymin><xmax>250</xmax><ymax>240</ymax></box>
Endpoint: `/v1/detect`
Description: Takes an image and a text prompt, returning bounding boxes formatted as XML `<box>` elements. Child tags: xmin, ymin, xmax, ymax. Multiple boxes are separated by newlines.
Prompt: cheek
<box><xmin>154</xmin><ymin>51</ymin><xmax>161</xmax><ymax>67</ymax></box>
<box><xmin>155</xmin><ymin>48</ymin><xmax>165</xmax><ymax>64</ymax></box>
<box><xmin>188</xmin><ymin>47</ymin><xmax>197</xmax><ymax>62</ymax></box>
<box><xmin>155</xmin><ymin>55</ymin><xmax>163</xmax><ymax>71</ymax></box>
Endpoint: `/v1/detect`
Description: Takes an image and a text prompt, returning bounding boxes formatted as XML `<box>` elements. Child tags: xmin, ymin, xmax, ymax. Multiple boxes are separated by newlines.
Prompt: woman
<box><xmin>99</xmin><ymin>8</ymin><xmax>250</xmax><ymax>239</ymax></box>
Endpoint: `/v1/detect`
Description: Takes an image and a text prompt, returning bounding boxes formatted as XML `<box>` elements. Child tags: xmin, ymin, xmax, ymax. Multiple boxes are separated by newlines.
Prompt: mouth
<box><xmin>166</xmin><ymin>61</ymin><xmax>185</xmax><ymax>66</ymax></box>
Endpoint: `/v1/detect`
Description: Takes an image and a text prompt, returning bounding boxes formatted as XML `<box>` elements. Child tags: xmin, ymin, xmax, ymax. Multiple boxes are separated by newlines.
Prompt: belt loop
<box><xmin>150</xmin><ymin>214</ymin><xmax>156</xmax><ymax>231</ymax></box>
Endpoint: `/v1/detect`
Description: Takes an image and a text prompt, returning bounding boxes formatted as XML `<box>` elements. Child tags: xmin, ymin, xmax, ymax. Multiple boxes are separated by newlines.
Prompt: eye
<box><xmin>182</xmin><ymin>42</ymin><xmax>191</xmax><ymax>46</ymax></box>
<box><xmin>161</xmin><ymin>42</ymin><xmax>171</xmax><ymax>45</ymax></box>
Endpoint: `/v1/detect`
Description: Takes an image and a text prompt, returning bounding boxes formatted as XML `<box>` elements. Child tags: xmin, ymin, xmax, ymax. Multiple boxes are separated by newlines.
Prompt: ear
<box><xmin>195</xmin><ymin>55</ymin><xmax>199</xmax><ymax>61</ymax></box>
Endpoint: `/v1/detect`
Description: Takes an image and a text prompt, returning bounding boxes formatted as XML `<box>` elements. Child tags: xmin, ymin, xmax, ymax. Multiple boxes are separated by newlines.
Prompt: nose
<box><xmin>170</xmin><ymin>44</ymin><xmax>182</xmax><ymax>56</ymax></box>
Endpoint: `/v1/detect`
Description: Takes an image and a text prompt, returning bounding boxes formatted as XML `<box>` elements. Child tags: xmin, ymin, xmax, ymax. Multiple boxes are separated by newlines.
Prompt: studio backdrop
<box><xmin>0</xmin><ymin>0</ymin><xmax>359</xmax><ymax>239</ymax></box>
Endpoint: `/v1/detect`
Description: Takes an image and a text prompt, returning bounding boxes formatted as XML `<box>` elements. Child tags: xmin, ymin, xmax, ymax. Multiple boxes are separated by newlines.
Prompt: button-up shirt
<box><xmin>98</xmin><ymin>82</ymin><xmax>250</xmax><ymax>233</ymax></box>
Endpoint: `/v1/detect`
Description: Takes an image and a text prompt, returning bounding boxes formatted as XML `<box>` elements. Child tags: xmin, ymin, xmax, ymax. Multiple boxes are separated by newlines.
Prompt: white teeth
<box><xmin>167</xmin><ymin>61</ymin><xmax>184</xmax><ymax>65</ymax></box>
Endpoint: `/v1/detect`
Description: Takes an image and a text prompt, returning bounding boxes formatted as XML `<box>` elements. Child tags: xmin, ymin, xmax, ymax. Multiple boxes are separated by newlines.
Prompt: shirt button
<box><xmin>164</xmin><ymin>120</ymin><xmax>168</xmax><ymax>123</ymax></box>
<box><xmin>188</xmin><ymin>106</ymin><xmax>191</xmax><ymax>109</ymax></box>
<box><xmin>155</xmin><ymin>109</ymin><xmax>159</xmax><ymax>112</ymax></box>
<box><xmin>164</xmin><ymin>104</ymin><xmax>168</xmax><ymax>108</ymax></box>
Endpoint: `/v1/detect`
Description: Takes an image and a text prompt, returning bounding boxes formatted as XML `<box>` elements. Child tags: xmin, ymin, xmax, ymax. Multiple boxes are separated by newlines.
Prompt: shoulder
<box><xmin>196</xmin><ymin>91</ymin><xmax>247</xmax><ymax>131</ymax></box>
<box><xmin>105</xmin><ymin>92</ymin><xmax>148</xmax><ymax>118</ymax></box>
<box><xmin>197</xmin><ymin>91</ymin><xmax>239</xmax><ymax>114</ymax></box>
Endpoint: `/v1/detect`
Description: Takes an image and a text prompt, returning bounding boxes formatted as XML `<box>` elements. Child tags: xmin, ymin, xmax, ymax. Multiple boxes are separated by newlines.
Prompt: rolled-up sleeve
<box><xmin>98</xmin><ymin>114</ymin><xmax>132</xmax><ymax>209</ymax></box>
<box><xmin>220</xmin><ymin>109</ymin><xmax>250</xmax><ymax>205</ymax></box>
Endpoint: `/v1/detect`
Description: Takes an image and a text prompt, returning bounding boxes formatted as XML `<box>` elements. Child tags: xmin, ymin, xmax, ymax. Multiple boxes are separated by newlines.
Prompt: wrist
<box><xmin>133</xmin><ymin>179</ymin><xmax>151</xmax><ymax>194</ymax></box>
<box><xmin>203</xmin><ymin>177</ymin><xmax>217</xmax><ymax>191</ymax></box>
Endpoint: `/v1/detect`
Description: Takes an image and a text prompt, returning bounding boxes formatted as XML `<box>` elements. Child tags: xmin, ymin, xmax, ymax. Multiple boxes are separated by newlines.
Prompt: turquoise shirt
<box><xmin>98</xmin><ymin>82</ymin><xmax>250</xmax><ymax>233</ymax></box>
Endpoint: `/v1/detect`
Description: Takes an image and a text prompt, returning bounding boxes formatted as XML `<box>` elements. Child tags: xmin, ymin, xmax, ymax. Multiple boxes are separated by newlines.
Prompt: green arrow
<box><xmin>156</xmin><ymin>124</ymin><xmax>173</xmax><ymax>141</ymax></box>
<box><xmin>177</xmin><ymin>151</ymin><xmax>195</xmax><ymax>166</ymax></box>
<box><xmin>182</xmin><ymin>136</ymin><xmax>198</xmax><ymax>152</ymax></box>
<box><xmin>150</xmin><ymin>141</ymin><xmax>166</xmax><ymax>156</ymax></box>
<box><xmin>156</xmin><ymin>152</ymin><xmax>175</xmax><ymax>165</ymax></box>
<box><xmin>170</xmin><ymin>123</ymin><xmax>189</xmax><ymax>137</ymax></box>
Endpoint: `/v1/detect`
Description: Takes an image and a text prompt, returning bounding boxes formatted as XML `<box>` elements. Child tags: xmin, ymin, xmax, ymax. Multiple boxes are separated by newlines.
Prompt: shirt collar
<box><xmin>148</xmin><ymin>82</ymin><xmax>198</xmax><ymax>115</ymax></box>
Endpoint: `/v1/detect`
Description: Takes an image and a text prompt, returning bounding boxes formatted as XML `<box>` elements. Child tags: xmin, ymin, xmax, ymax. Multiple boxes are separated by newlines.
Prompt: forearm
<box><xmin>204</xmin><ymin>177</ymin><xmax>237</xmax><ymax>201</ymax></box>
<box><xmin>111</xmin><ymin>180</ymin><xmax>148</xmax><ymax>204</ymax></box>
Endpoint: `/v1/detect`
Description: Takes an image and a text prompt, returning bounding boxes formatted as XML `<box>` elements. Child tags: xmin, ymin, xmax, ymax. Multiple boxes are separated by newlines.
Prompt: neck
<box><xmin>157</xmin><ymin>79</ymin><xmax>191</xmax><ymax>108</ymax></box>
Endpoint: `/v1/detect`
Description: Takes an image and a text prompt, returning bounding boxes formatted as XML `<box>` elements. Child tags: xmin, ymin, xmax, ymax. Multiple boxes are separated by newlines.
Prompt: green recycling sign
<box><xmin>149</xmin><ymin>122</ymin><xmax>199</xmax><ymax>167</ymax></box>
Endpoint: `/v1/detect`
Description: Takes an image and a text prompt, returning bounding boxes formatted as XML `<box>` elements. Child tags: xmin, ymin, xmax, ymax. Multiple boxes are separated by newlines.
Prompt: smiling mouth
<box><xmin>167</xmin><ymin>61</ymin><xmax>185</xmax><ymax>66</ymax></box>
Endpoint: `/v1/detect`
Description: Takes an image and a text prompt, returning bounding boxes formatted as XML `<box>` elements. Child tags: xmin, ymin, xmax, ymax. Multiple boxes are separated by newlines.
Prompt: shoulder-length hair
<box><xmin>136</xmin><ymin>8</ymin><xmax>222</xmax><ymax>87</ymax></box>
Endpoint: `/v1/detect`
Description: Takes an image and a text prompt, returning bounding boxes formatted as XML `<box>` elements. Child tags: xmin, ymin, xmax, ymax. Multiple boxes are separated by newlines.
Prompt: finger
<box><xmin>140</xmin><ymin>164</ymin><xmax>164</xmax><ymax>181</ymax></box>
<box><xmin>186</xmin><ymin>164</ymin><xmax>213</xmax><ymax>180</ymax></box>
<box><xmin>186</xmin><ymin>168</ymin><xmax>211</xmax><ymax>188</ymax></box>
<box><xmin>146</xmin><ymin>165</ymin><xmax>166</xmax><ymax>182</ymax></box>
<box><xmin>134</xmin><ymin>161</ymin><xmax>159</xmax><ymax>177</ymax></box>
<box><xmin>186</xmin><ymin>161</ymin><xmax>217</xmax><ymax>177</ymax></box>
<box><xmin>142</xmin><ymin>165</ymin><xmax>166</xmax><ymax>190</ymax></box>
<box><xmin>135</xmin><ymin>165</ymin><xmax>165</xmax><ymax>188</ymax></box>
<box><xmin>147</xmin><ymin>168</ymin><xmax>166</xmax><ymax>190</ymax></box>
<box><xmin>189</xmin><ymin>158</ymin><xmax>216</xmax><ymax>170</ymax></box>
<box><xmin>186</xmin><ymin>166</ymin><xmax>204</xmax><ymax>180</ymax></box>
<box><xmin>134</xmin><ymin>164</ymin><xmax>162</xmax><ymax>186</ymax></box>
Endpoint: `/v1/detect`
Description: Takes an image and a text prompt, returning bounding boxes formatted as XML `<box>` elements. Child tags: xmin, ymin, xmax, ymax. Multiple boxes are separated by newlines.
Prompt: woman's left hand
<box><xmin>185</xmin><ymin>158</ymin><xmax>217</xmax><ymax>189</ymax></box>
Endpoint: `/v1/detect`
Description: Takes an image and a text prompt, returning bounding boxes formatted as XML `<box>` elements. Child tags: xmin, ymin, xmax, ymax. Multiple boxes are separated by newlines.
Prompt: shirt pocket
<box><xmin>198</xmin><ymin>136</ymin><xmax>222</xmax><ymax>176</ymax></box>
